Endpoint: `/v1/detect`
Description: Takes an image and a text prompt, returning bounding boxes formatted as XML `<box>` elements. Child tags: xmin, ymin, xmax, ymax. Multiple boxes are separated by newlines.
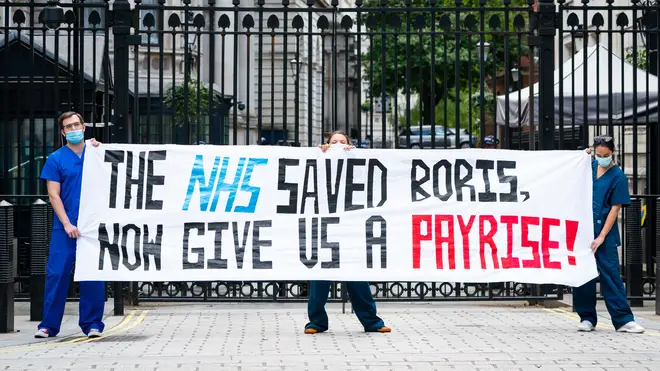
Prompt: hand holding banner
<box><xmin>75</xmin><ymin>144</ymin><xmax>597</xmax><ymax>286</ymax></box>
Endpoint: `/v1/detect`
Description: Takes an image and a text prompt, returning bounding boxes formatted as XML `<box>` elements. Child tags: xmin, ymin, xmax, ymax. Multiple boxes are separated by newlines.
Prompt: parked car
<box><xmin>397</xmin><ymin>126</ymin><xmax>477</xmax><ymax>149</ymax></box>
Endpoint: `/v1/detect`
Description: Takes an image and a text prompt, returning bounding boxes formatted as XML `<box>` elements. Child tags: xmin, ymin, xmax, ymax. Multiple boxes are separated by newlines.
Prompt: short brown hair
<box><xmin>58</xmin><ymin>111</ymin><xmax>84</xmax><ymax>129</ymax></box>
<box><xmin>326</xmin><ymin>130</ymin><xmax>351</xmax><ymax>144</ymax></box>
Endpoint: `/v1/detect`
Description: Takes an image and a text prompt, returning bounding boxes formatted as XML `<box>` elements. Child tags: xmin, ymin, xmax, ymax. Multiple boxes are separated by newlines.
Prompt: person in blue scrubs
<box><xmin>304</xmin><ymin>131</ymin><xmax>391</xmax><ymax>334</ymax></box>
<box><xmin>573</xmin><ymin>136</ymin><xmax>645</xmax><ymax>333</ymax></box>
<box><xmin>34</xmin><ymin>111</ymin><xmax>106</xmax><ymax>339</ymax></box>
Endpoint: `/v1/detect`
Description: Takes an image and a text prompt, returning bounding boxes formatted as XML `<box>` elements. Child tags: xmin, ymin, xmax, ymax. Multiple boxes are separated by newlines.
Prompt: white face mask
<box><xmin>597</xmin><ymin>156</ymin><xmax>613</xmax><ymax>167</ymax></box>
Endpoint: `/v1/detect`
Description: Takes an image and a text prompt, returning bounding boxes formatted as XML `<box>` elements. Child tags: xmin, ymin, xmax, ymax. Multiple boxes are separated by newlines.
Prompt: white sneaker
<box><xmin>577</xmin><ymin>320</ymin><xmax>595</xmax><ymax>332</ymax></box>
<box><xmin>87</xmin><ymin>328</ymin><xmax>102</xmax><ymax>338</ymax></box>
<box><xmin>616</xmin><ymin>321</ymin><xmax>645</xmax><ymax>333</ymax></box>
<box><xmin>34</xmin><ymin>328</ymin><xmax>50</xmax><ymax>338</ymax></box>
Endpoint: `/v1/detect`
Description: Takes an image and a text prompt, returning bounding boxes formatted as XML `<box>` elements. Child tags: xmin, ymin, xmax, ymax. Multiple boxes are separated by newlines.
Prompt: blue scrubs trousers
<box><xmin>38</xmin><ymin>230</ymin><xmax>106</xmax><ymax>336</ymax></box>
<box><xmin>305</xmin><ymin>281</ymin><xmax>385</xmax><ymax>332</ymax></box>
<box><xmin>573</xmin><ymin>242</ymin><xmax>634</xmax><ymax>330</ymax></box>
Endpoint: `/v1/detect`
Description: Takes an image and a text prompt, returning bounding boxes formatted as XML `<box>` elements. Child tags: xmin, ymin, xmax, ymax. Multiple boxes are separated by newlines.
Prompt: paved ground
<box><xmin>1</xmin><ymin>298</ymin><xmax>660</xmax><ymax>371</ymax></box>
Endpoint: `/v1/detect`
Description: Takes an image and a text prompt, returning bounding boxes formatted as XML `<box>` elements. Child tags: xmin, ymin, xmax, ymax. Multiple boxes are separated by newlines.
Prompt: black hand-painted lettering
<box><xmin>321</xmin><ymin>217</ymin><xmax>340</xmax><ymax>269</ymax></box>
<box><xmin>433</xmin><ymin>159</ymin><xmax>453</xmax><ymax>201</ymax></box>
<box><xmin>411</xmin><ymin>160</ymin><xmax>431</xmax><ymax>202</ymax></box>
<box><xmin>365</xmin><ymin>215</ymin><xmax>387</xmax><ymax>269</ymax></box>
<box><xmin>124</xmin><ymin>151</ymin><xmax>146</xmax><ymax>209</ymax></box>
<box><xmin>104</xmin><ymin>150</ymin><xmax>125</xmax><ymax>209</ymax></box>
<box><xmin>299</xmin><ymin>217</ymin><xmax>318</xmax><ymax>268</ymax></box>
<box><xmin>98</xmin><ymin>223</ymin><xmax>120</xmax><ymax>270</ymax></box>
<box><xmin>475</xmin><ymin>159</ymin><xmax>497</xmax><ymax>202</ymax></box>
<box><xmin>367</xmin><ymin>159</ymin><xmax>388</xmax><ymax>208</ymax></box>
<box><xmin>182</xmin><ymin>222</ymin><xmax>205</xmax><ymax>269</ymax></box>
<box><xmin>207</xmin><ymin>222</ymin><xmax>229</xmax><ymax>269</ymax></box>
<box><xmin>325</xmin><ymin>159</ymin><xmax>344</xmax><ymax>213</ymax></box>
<box><xmin>141</xmin><ymin>224</ymin><xmax>162</xmax><ymax>271</ymax></box>
<box><xmin>145</xmin><ymin>151</ymin><xmax>166</xmax><ymax>210</ymax></box>
<box><xmin>497</xmin><ymin>160</ymin><xmax>518</xmax><ymax>202</ymax></box>
<box><xmin>454</xmin><ymin>159</ymin><xmax>476</xmax><ymax>202</ymax></box>
<box><xmin>345</xmin><ymin>158</ymin><xmax>366</xmax><ymax>211</ymax></box>
<box><xmin>232</xmin><ymin>221</ymin><xmax>251</xmax><ymax>269</ymax></box>
<box><xmin>252</xmin><ymin>220</ymin><xmax>273</xmax><ymax>269</ymax></box>
<box><xmin>119</xmin><ymin>224</ymin><xmax>142</xmax><ymax>271</ymax></box>
<box><xmin>301</xmin><ymin>159</ymin><xmax>319</xmax><ymax>214</ymax></box>
<box><xmin>277</xmin><ymin>158</ymin><xmax>299</xmax><ymax>214</ymax></box>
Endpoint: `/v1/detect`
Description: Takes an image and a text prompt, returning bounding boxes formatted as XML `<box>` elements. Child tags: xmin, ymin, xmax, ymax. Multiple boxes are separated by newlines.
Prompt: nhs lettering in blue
<box><xmin>182</xmin><ymin>155</ymin><xmax>268</xmax><ymax>213</ymax></box>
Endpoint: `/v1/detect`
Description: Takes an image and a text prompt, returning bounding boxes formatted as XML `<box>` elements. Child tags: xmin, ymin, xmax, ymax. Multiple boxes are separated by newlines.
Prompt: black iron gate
<box><xmin>0</xmin><ymin>0</ymin><xmax>659</xmax><ymax>310</ymax></box>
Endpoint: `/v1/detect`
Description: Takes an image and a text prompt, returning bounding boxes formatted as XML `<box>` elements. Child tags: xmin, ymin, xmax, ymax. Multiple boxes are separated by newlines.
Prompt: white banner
<box><xmin>75</xmin><ymin>144</ymin><xmax>597</xmax><ymax>286</ymax></box>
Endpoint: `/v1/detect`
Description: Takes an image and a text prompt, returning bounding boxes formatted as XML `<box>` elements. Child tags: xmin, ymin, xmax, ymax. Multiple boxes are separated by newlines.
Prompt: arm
<box><xmin>597</xmin><ymin>204</ymin><xmax>622</xmax><ymax>242</ymax></box>
<box><xmin>47</xmin><ymin>181</ymin><xmax>80</xmax><ymax>238</ymax></box>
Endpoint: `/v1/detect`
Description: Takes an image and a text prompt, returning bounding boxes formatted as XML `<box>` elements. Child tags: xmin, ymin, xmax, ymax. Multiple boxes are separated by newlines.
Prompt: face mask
<box><xmin>597</xmin><ymin>156</ymin><xmax>613</xmax><ymax>167</ymax></box>
<box><xmin>65</xmin><ymin>130</ymin><xmax>84</xmax><ymax>144</ymax></box>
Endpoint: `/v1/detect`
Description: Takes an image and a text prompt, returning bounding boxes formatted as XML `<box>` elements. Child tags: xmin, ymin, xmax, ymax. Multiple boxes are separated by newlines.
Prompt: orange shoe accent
<box><xmin>377</xmin><ymin>327</ymin><xmax>391</xmax><ymax>333</ymax></box>
<box><xmin>304</xmin><ymin>328</ymin><xmax>318</xmax><ymax>334</ymax></box>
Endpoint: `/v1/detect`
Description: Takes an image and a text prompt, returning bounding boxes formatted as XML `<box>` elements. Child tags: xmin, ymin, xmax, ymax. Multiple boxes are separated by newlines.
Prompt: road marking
<box><xmin>0</xmin><ymin>310</ymin><xmax>145</xmax><ymax>353</ymax></box>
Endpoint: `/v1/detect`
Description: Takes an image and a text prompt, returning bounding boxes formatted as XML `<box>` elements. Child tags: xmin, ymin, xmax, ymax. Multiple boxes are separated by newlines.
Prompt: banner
<box><xmin>75</xmin><ymin>144</ymin><xmax>597</xmax><ymax>286</ymax></box>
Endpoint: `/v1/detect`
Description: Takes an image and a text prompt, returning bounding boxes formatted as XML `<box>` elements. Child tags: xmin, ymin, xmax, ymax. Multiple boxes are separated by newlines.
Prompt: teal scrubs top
<box><xmin>40</xmin><ymin>144</ymin><xmax>86</xmax><ymax>231</ymax></box>
<box><xmin>592</xmin><ymin>160</ymin><xmax>630</xmax><ymax>246</ymax></box>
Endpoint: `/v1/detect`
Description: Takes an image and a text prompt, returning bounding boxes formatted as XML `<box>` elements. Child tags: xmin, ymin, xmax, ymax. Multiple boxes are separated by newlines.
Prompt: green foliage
<box><xmin>163</xmin><ymin>80</ymin><xmax>217</xmax><ymax>127</ymax></box>
<box><xmin>399</xmin><ymin>87</ymin><xmax>492</xmax><ymax>136</ymax></box>
<box><xmin>625</xmin><ymin>48</ymin><xmax>648</xmax><ymax>71</ymax></box>
<box><xmin>360</xmin><ymin>0</ymin><xmax>530</xmax><ymax>128</ymax></box>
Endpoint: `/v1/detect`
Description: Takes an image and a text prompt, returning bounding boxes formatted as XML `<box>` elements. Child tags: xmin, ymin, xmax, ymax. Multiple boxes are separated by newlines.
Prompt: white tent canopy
<box><xmin>496</xmin><ymin>45</ymin><xmax>659</xmax><ymax>127</ymax></box>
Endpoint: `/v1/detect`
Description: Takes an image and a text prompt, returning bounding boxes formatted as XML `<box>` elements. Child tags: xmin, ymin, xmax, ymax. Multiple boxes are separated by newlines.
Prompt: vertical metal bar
<box><xmin>356</xmin><ymin>3</ymin><xmax>363</xmax><ymax>147</ymax></box>
<box><xmin>257</xmin><ymin>0</ymin><xmax>263</xmax><ymax>144</ymax></box>
<box><xmin>1</xmin><ymin>5</ymin><xmax>9</xmax><ymax>194</ymax></box>
<box><xmin>282</xmin><ymin>1</ymin><xmax>288</xmax><ymax>142</ymax></box>
<box><xmin>502</xmin><ymin>2</ymin><xmax>509</xmax><ymax>149</ymax></box>
<box><xmin>208</xmin><ymin>0</ymin><xmax>217</xmax><ymax>144</ymax></box>
<box><xmin>110</xmin><ymin>0</ymin><xmax>133</xmax><ymax>316</ymax></box>
<box><xmin>557</xmin><ymin>3</ymin><xmax>564</xmax><ymax>150</ymax></box>
<box><xmin>655</xmin><ymin>197</ymin><xmax>660</xmax><ymax>315</ymax></box>
<box><xmin>307</xmin><ymin>2</ymin><xmax>313</xmax><ymax>147</ymax></box>
<box><xmin>232</xmin><ymin>0</ymin><xmax>240</xmax><ymax>145</ymax></box>
<box><xmin>625</xmin><ymin>199</ymin><xmax>643</xmax><ymax>306</ymax></box>
<box><xmin>454</xmin><ymin>4</ymin><xmax>461</xmax><ymax>148</ymax></box>
<box><xmin>404</xmin><ymin>2</ymin><xmax>411</xmax><ymax>149</ymax></box>
<box><xmin>0</xmin><ymin>200</ymin><xmax>14</xmax><ymax>333</ymax></box>
<box><xmin>245</xmin><ymin>26</ymin><xmax>251</xmax><ymax>145</ymax></box>
<box><xmin>332</xmin><ymin>2</ymin><xmax>337</xmax><ymax>131</ymax></box>
<box><xmin>30</xmin><ymin>199</ymin><xmax>49</xmax><ymax>322</ymax></box>
<box><xmin>28</xmin><ymin>1</ymin><xmax>36</xmax><ymax>194</ymax></box>
<box><xmin>478</xmin><ymin>3</ymin><xmax>485</xmax><ymax>146</ymax></box>
<box><xmin>631</xmin><ymin>2</ymin><xmax>639</xmax><ymax>195</ymax></box>
<box><xmin>380</xmin><ymin>3</ymin><xmax>387</xmax><ymax>149</ymax></box>
<box><xmin>537</xmin><ymin>0</ymin><xmax>556</xmax><ymax>150</ymax></box>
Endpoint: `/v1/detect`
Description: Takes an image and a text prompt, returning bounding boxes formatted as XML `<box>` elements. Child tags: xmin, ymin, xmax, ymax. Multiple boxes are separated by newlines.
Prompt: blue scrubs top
<box><xmin>40</xmin><ymin>144</ymin><xmax>86</xmax><ymax>231</ymax></box>
<box><xmin>592</xmin><ymin>160</ymin><xmax>630</xmax><ymax>246</ymax></box>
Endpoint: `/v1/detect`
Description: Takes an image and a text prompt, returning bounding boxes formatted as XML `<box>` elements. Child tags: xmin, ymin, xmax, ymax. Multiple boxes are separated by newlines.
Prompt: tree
<box><xmin>164</xmin><ymin>80</ymin><xmax>218</xmax><ymax>128</ymax></box>
<box><xmin>360</xmin><ymin>0</ymin><xmax>530</xmax><ymax>129</ymax></box>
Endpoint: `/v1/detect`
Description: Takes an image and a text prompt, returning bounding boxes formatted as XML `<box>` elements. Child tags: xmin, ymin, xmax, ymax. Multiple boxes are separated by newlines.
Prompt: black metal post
<box><xmin>111</xmin><ymin>0</ymin><xmax>136</xmax><ymax>316</ymax></box>
<box><xmin>536</xmin><ymin>0</ymin><xmax>556</xmax><ymax>151</ymax></box>
<box><xmin>0</xmin><ymin>200</ymin><xmax>15</xmax><ymax>333</ymax></box>
<box><xmin>30</xmin><ymin>199</ymin><xmax>50</xmax><ymax>322</ymax></box>
<box><xmin>656</xmin><ymin>197</ymin><xmax>660</xmax><ymax>315</ymax></box>
<box><xmin>625</xmin><ymin>199</ymin><xmax>643</xmax><ymax>307</ymax></box>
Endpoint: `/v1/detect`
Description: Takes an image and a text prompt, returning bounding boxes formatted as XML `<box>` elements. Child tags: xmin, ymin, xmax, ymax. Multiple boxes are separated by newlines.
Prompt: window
<box><xmin>140</xmin><ymin>0</ymin><xmax>160</xmax><ymax>45</ymax></box>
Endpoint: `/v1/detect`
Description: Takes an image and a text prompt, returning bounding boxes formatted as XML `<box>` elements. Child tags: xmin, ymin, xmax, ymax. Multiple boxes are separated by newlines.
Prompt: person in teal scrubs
<box><xmin>34</xmin><ymin>111</ymin><xmax>106</xmax><ymax>339</ymax></box>
<box><xmin>304</xmin><ymin>131</ymin><xmax>390</xmax><ymax>334</ymax></box>
<box><xmin>573</xmin><ymin>136</ymin><xmax>645</xmax><ymax>333</ymax></box>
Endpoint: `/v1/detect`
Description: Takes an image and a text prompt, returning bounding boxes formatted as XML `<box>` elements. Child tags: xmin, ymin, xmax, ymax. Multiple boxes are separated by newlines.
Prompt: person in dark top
<box><xmin>574</xmin><ymin>136</ymin><xmax>645</xmax><ymax>333</ymax></box>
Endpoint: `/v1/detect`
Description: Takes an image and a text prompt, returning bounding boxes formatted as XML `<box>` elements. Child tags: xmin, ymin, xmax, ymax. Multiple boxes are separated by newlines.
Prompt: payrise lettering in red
<box><xmin>412</xmin><ymin>215</ymin><xmax>579</xmax><ymax>270</ymax></box>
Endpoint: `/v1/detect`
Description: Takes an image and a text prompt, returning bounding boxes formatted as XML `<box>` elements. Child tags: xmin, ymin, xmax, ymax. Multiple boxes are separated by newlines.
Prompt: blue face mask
<box><xmin>65</xmin><ymin>130</ymin><xmax>84</xmax><ymax>144</ymax></box>
<box><xmin>597</xmin><ymin>156</ymin><xmax>613</xmax><ymax>167</ymax></box>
